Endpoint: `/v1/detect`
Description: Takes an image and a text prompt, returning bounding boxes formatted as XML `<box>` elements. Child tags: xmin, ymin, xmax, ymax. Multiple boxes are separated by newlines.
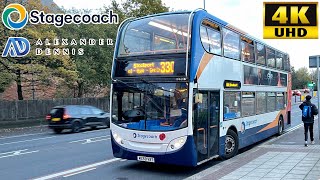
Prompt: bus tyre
<box><xmin>277</xmin><ymin>116</ymin><xmax>284</xmax><ymax>136</ymax></box>
<box><xmin>225</xmin><ymin>130</ymin><xmax>239</xmax><ymax>159</ymax></box>
<box><xmin>72</xmin><ymin>121</ymin><xmax>81</xmax><ymax>133</ymax></box>
<box><xmin>53</xmin><ymin>128</ymin><xmax>63</xmax><ymax>134</ymax></box>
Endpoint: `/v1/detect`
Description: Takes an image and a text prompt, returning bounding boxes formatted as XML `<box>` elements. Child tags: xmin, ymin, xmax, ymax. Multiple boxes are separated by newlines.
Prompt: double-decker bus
<box><xmin>110</xmin><ymin>9</ymin><xmax>291</xmax><ymax>166</ymax></box>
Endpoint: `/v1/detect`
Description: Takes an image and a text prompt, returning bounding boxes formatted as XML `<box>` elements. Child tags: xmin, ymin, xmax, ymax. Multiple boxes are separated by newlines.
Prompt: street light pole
<box><xmin>203</xmin><ymin>0</ymin><xmax>205</xmax><ymax>9</ymax></box>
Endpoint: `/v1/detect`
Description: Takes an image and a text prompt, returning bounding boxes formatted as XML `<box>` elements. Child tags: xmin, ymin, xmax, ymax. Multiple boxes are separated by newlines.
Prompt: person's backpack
<box><xmin>302</xmin><ymin>105</ymin><xmax>312</xmax><ymax>118</ymax></box>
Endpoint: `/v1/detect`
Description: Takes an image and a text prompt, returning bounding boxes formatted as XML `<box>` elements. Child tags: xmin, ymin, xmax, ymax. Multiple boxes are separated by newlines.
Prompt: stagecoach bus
<box><xmin>110</xmin><ymin>9</ymin><xmax>291</xmax><ymax>166</ymax></box>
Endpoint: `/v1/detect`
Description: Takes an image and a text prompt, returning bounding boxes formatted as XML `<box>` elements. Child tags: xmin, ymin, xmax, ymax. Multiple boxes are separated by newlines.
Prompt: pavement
<box><xmin>186</xmin><ymin>120</ymin><xmax>320</xmax><ymax>180</ymax></box>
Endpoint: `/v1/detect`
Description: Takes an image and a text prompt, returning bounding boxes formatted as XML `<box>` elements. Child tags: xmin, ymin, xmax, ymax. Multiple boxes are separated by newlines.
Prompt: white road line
<box><xmin>69</xmin><ymin>135</ymin><xmax>110</xmax><ymax>144</ymax></box>
<box><xmin>0</xmin><ymin>149</ymin><xmax>28</xmax><ymax>155</ymax></box>
<box><xmin>0</xmin><ymin>136</ymin><xmax>57</xmax><ymax>146</ymax></box>
<box><xmin>32</xmin><ymin>158</ymin><xmax>121</xmax><ymax>180</ymax></box>
<box><xmin>82</xmin><ymin>138</ymin><xmax>110</xmax><ymax>144</ymax></box>
<box><xmin>285</xmin><ymin>123</ymin><xmax>303</xmax><ymax>133</ymax></box>
<box><xmin>62</xmin><ymin>168</ymin><xmax>96</xmax><ymax>178</ymax></box>
<box><xmin>0</xmin><ymin>132</ymin><xmax>48</xmax><ymax>140</ymax></box>
<box><xmin>0</xmin><ymin>128</ymin><xmax>109</xmax><ymax>141</ymax></box>
<box><xmin>0</xmin><ymin>150</ymin><xmax>39</xmax><ymax>159</ymax></box>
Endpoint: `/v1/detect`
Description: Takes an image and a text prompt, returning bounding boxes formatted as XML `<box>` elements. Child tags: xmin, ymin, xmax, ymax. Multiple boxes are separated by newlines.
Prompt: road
<box><xmin>0</xmin><ymin>97</ymin><xmax>315</xmax><ymax>180</ymax></box>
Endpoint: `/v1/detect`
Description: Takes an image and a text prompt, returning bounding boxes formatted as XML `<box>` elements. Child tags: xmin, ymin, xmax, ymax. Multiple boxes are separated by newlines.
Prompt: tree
<box><xmin>292</xmin><ymin>67</ymin><xmax>311</xmax><ymax>89</ymax></box>
<box><xmin>54</xmin><ymin>9</ymin><xmax>117</xmax><ymax>97</ymax></box>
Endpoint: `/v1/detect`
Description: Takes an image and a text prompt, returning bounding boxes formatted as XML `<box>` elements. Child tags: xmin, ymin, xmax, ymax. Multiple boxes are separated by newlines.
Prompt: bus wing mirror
<box><xmin>195</xmin><ymin>93</ymin><xmax>203</xmax><ymax>104</ymax></box>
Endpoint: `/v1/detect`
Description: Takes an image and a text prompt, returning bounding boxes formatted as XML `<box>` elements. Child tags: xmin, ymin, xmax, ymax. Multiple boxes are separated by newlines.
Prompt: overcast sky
<box><xmin>53</xmin><ymin>0</ymin><xmax>320</xmax><ymax>69</ymax></box>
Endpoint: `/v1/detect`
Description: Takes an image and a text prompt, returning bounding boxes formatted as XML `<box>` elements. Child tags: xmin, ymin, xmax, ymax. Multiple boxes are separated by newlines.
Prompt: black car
<box><xmin>46</xmin><ymin>105</ymin><xmax>110</xmax><ymax>134</ymax></box>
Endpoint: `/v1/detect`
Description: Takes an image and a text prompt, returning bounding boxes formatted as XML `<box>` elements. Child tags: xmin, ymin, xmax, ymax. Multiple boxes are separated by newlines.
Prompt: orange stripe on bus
<box><xmin>257</xmin><ymin>110</ymin><xmax>286</xmax><ymax>133</ymax></box>
<box><xmin>196</xmin><ymin>53</ymin><xmax>213</xmax><ymax>79</ymax></box>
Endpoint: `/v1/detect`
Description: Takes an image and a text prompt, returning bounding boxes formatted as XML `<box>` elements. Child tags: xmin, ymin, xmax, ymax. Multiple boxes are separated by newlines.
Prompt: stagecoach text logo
<box><xmin>2</xmin><ymin>3</ymin><xmax>119</xmax><ymax>30</ymax></box>
<box><xmin>133</xmin><ymin>133</ymin><xmax>158</xmax><ymax>139</ymax></box>
<box><xmin>1</xmin><ymin>3</ymin><xmax>117</xmax><ymax>57</ymax></box>
<box><xmin>263</xmin><ymin>2</ymin><xmax>318</xmax><ymax>39</ymax></box>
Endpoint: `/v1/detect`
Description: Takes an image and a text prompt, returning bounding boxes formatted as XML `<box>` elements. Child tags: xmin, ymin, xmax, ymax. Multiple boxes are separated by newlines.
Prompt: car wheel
<box><xmin>277</xmin><ymin>116</ymin><xmax>284</xmax><ymax>136</ymax></box>
<box><xmin>225</xmin><ymin>130</ymin><xmax>239</xmax><ymax>159</ymax></box>
<box><xmin>53</xmin><ymin>128</ymin><xmax>63</xmax><ymax>134</ymax></box>
<box><xmin>72</xmin><ymin>121</ymin><xmax>81</xmax><ymax>133</ymax></box>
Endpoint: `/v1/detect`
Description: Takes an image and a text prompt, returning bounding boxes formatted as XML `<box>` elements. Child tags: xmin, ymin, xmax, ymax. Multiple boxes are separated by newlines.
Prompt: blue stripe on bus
<box><xmin>238</xmin><ymin>123</ymin><xmax>278</xmax><ymax>149</ymax></box>
<box><xmin>190</xmin><ymin>10</ymin><xmax>228</xmax><ymax>80</ymax></box>
<box><xmin>111</xmin><ymin>134</ymin><xmax>198</xmax><ymax>166</ymax></box>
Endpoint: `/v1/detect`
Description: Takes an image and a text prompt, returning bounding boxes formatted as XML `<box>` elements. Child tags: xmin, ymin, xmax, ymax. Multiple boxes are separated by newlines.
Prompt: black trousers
<box><xmin>304</xmin><ymin>123</ymin><xmax>314</xmax><ymax>141</ymax></box>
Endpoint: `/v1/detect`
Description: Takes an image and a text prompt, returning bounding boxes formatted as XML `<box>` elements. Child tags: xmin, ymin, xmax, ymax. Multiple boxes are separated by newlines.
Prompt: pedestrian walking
<box><xmin>299</xmin><ymin>95</ymin><xmax>318</xmax><ymax>147</ymax></box>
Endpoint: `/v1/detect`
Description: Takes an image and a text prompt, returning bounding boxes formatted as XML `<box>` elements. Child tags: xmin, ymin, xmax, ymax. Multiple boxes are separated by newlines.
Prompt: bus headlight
<box><xmin>113</xmin><ymin>133</ymin><xmax>123</xmax><ymax>144</ymax></box>
<box><xmin>167</xmin><ymin>136</ymin><xmax>187</xmax><ymax>152</ymax></box>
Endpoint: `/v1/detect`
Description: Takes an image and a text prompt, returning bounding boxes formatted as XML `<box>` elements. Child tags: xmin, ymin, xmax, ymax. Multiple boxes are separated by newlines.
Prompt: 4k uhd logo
<box><xmin>2</xmin><ymin>4</ymin><xmax>28</xmax><ymax>30</ymax></box>
<box><xmin>2</xmin><ymin>37</ymin><xmax>30</xmax><ymax>57</ymax></box>
<box><xmin>263</xmin><ymin>2</ymin><xmax>318</xmax><ymax>39</ymax></box>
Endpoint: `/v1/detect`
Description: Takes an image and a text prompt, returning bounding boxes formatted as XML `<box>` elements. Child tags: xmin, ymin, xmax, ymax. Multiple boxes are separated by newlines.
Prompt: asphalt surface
<box><xmin>0</xmin><ymin>97</ymin><xmax>316</xmax><ymax>180</ymax></box>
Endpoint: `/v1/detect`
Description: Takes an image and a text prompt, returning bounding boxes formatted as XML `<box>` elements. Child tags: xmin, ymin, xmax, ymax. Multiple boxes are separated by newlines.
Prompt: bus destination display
<box><xmin>126</xmin><ymin>61</ymin><xmax>174</xmax><ymax>76</ymax></box>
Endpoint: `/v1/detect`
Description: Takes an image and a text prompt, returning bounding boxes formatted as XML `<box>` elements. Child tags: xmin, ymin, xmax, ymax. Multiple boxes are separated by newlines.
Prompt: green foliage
<box><xmin>291</xmin><ymin>67</ymin><xmax>312</xmax><ymax>90</ymax></box>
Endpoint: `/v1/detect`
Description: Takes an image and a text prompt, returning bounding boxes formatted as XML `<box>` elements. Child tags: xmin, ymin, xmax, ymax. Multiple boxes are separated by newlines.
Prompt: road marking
<box><xmin>69</xmin><ymin>135</ymin><xmax>110</xmax><ymax>144</ymax></box>
<box><xmin>0</xmin><ymin>128</ymin><xmax>109</xmax><ymax>141</ymax></box>
<box><xmin>279</xmin><ymin>142</ymin><xmax>296</xmax><ymax>144</ymax></box>
<box><xmin>0</xmin><ymin>149</ymin><xmax>28</xmax><ymax>155</ymax></box>
<box><xmin>0</xmin><ymin>136</ymin><xmax>57</xmax><ymax>146</ymax></box>
<box><xmin>32</xmin><ymin>158</ymin><xmax>120</xmax><ymax>180</ymax></box>
<box><xmin>82</xmin><ymin>138</ymin><xmax>110</xmax><ymax>144</ymax></box>
<box><xmin>0</xmin><ymin>132</ymin><xmax>48</xmax><ymax>140</ymax></box>
<box><xmin>0</xmin><ymin>149</ymin><xmax>39</xmax><ymax>159</ymax></box>
<box><xmin>0</xmin><ymin>131</ymin><xmax>110</xmax><ymax>146</ymax></box>
<box><xmin>62</xmin><ymin>167</ymin><xmax>96</xmax><ymax>178</ymax></box>
<box><xmin>285</xmin><ymin>123</ymin><xmax>303</xmax><ymax>133</ymax></box>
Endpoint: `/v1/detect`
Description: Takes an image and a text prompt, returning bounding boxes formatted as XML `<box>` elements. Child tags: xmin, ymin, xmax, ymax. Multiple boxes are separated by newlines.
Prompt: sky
<box><xmin>53</xmin><ymin>0</ymin><xmax>320</xmax><ymax>69</ymax></box>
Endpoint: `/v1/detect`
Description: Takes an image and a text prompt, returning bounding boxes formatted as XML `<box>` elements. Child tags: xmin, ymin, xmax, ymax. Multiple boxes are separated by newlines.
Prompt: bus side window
<box><xmin>223</xmin><ymin>92</ymin><xmax>241</xmax><ymax>120</ymax></box>
<box><xmin>223</xmin><ymin>28</ymin><xmax>240</xmax><ymax>60</ymax></box>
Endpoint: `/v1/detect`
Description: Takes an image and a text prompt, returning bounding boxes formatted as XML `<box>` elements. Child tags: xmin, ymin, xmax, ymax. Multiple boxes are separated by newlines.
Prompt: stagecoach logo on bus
<box><xmin>241</xmin><ymin>120</ymin><xmax>258</xmax><ymax>134</ymax></box>
<box><xmin>263</xmin><ymin>2</ymin><xmax>318</xmax><ymax>39</ymax></box>
<box><xmin>133</xmin><ymin>133</ymin><xmax>158</xmax><ymax>139</ymax></box>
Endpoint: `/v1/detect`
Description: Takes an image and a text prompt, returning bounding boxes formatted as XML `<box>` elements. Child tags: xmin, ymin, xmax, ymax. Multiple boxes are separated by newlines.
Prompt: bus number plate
<box><xmin>137</xmin><ymin>156</ymin><xmax>155</xmax><ymax>163</ymax></box>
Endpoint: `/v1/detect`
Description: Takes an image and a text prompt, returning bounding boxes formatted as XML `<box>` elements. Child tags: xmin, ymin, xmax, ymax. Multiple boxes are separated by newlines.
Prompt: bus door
<box><xmin>193</xmin><ymin>90</ymin><xmax>220</xmax><ymax>163</ymax></box>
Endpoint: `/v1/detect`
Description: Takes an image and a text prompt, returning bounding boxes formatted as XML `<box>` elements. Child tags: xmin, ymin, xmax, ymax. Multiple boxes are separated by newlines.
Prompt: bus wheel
<box><xmin>277</xmin><ymin>116</ymin><xmax>284</xmax><ymax>136</ymax></box>
<box><xmin>225</xmin><ymin>130</ymin><xmax>239</xmax><ymax>159</ymax></box>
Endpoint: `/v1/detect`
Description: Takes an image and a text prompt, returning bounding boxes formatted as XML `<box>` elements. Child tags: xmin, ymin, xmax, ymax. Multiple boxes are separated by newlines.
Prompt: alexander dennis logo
<box><xmin>2</xmin><ymin>37</ymin><xmax>30</xmax><ymax>58</ymax></box>
<box><xmin>2</xmin><ymin>4</ymin><xmax>28</xmax><ymax>30</ymax></box>
<box><xmin>1</xmin><ymin>3</ymin><xmax>118</xmax><ymax>58</ymax></box>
